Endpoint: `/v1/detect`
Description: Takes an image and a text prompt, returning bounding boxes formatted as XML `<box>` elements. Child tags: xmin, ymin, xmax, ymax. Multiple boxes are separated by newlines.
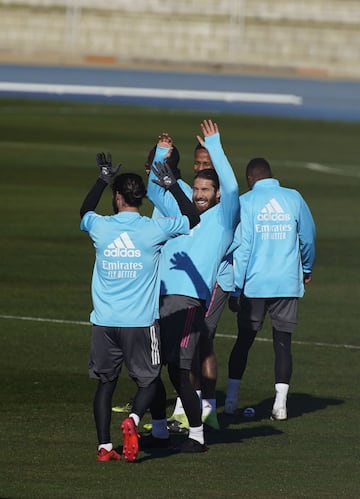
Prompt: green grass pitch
<box><xmin>0</xmin><ymin>98</ymin><xmax>359</xmax><ymax>498</ymax></box>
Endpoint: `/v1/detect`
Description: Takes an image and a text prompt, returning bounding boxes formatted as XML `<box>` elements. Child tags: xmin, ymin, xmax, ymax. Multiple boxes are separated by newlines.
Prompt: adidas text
<box><xmin>257</xmin><ymin>213</ymin><xmax>291</xmax><ymax>221</ymax></box>
<box><xmin>104</xmin><ymin>248</ymin><xmax>141</xmax><ymax>257</ymax></box>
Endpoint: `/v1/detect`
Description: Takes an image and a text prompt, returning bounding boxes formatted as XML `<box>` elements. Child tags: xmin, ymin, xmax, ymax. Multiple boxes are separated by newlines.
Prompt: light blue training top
<box><xmin>81</xmin><ymin>210</ymin><xmax>191</xmax><ymax>327</ymax></box>
<box><xmin>234</xmin><ymin>178</ymin><xmax>316</xmax><ymax>297</ymax></box>
<box><xmin>147</xmin><ymin>132</ymin><xmax>239</xmax><ymax>305</ymax></box>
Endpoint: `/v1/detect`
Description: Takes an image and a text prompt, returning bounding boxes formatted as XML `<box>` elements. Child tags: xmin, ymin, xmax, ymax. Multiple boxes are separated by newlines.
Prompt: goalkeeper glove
<box><xmin>96</xmin><ymin>152</ymin><xmax>121</xmax><ymax>184</ymax></box>
<box><xmin>151</xmin><ymin>161</ymin><xmax>177</xmax><ymax>189</ymax></box>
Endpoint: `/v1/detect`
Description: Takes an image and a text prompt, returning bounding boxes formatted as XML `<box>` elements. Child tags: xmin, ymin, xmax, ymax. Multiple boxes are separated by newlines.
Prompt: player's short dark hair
<box><xmin>194</xmin><ymin>142</ymin><xmax>207</xmax><ymax>153</ymax></box>
<box><xmin>145</xmin><ymin>145</ymin><xmax>181</xmax><ymax>179</ymax></box>
<box><xmin>112</xmin><ymin>173</ymin><xmax>146</xmax><ymax>207</ymax></box>
<box><xmin>246</xmin><ymin>158</ymin><xmax>272</xmax><ymax>179</ymax></box>
<box><xmin>194</xmin><ymin>168</ymin><xmax>219</xmax><ymax>190</ymax></box>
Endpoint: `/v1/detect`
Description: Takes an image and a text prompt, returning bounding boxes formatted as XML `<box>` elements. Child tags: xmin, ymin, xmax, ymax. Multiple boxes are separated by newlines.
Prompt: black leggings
<box><xmin>228</xmin><ymin>327</ymin><xmax>292</xmax><ymax>384</ymax></box>
<box><xmin>93</xmin><ymin>378</ymin><xmax>118</xmax><ymax>445</ymax></box>
<box><xmin>272</xmin><ymin>328</ymin><xmax>292</xmax><ymax>384</ymax></box>
<box><xmin>94</xmin><ymin>377</ymin><xmax>159</xmax><ymax>444</ymax></box>
<box><xmin>168</xmin><ymin>363</ymin><xmax>202</xmax><ymax>427</ymax></box>
<box><xmin>228</xmin><ymin>328</ymin><xmax>257</xmax><ymax>380</ymax></box>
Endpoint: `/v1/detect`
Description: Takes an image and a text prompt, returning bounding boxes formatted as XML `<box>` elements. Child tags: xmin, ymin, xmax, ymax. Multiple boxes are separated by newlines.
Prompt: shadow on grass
<box><xmin>115</xmin><ymin>392</ymin><xmax>344</xmax><ymax>462</ymax></box>
<box><xmin>130</xmin><ymin>425</ymin><xmax>283</xmax><ymax>463</ymax></box>
<box><xmin>217</xmin><ymin>391</ymin><xmax>344</xmax><ymax>426</ymax></box>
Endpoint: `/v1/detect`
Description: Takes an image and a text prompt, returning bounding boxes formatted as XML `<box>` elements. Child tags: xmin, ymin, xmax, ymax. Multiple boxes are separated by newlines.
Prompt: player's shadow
<box><xmin>161</xmin><ymin>251</ymin><xmax>211</xmax><ymax>300</ymax></box>
<box><xmin>135</xmin><ymin>424</ymin><xmax>283</xmax><ymax>463</ymax></box>
<box><xmin>205</xmin><ymin>424</ymin><xmax>283</xmax><ymax>448</ymax></box>
<box><xmin>217</xmin><ymin>391</ymin><xmax>344</xmax><ymax>427</ymax></box>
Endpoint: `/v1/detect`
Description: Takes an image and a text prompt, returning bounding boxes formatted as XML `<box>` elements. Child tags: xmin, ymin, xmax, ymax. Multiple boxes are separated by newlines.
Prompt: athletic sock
<box><xmin>98</xmin><ymin>442</ymin><xmax>112</xmax><ymax>452</ymax></box>
<box><xmin>273</xmin><ymin>383</ymin><xmax>289</xmax><ymax>409</ymax></box>
<box><xmin>129</xmin><ymin>413</ymin><xmax>140</xmax><ymax>427</ymax></box>
<box><xmin>188</xmin><ymin>425</ymin><xmax>204</xmax><ymax>445</ymax></box>
<box><xmin>226</xmin><ymin>378</ymin><xmax>241</xmax><ymax>403</ymax></box>
<box><xmin>151</xmin><ymin>419</ymin><xmax>169</xmax><ymax>439</ymax></box>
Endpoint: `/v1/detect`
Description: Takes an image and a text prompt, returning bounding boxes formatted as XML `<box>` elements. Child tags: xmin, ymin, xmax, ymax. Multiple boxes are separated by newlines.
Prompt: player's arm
<box><xmin>197</xmin><ymin>119</ymin><xmax>239</xmax><ymax>228</ymax></box>
<box><xmin>152</xmin><ymin>162</ymin><xmax>200</xmax><ymax>229</ymax></box>
<box><xmin>147</xmin><ymin>133</ymin><xmax>190</xmax><ymax>216</ymax></box>
<box><xmin>233</xmin><ymin>206</ymin><xmax>252</xmax><ymax>290</ymax></box>
<box><xmin>80</xmin><ymin>152</ymin><xmax>121</xmax><ymax>218</ymax></box>
<box><xmin>298</xmin><ymin>196</ymin><xmax>316</xmax><ymax>279</ymax></box>
<box><xmin>80</xmin><ymin>178</ymin><xmax>107</xmax><ymax>218</ymax></box>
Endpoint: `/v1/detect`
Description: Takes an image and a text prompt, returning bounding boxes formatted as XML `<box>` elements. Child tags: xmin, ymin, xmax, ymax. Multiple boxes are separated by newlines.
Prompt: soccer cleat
<box><xmin>223</xmin><ymin>400</ymin><xmax>238</xmax><ymax>415</ymax></box>
<box><xmin>202</xmin><ymin>411</ymin><xmax>220</xmax><ymax>430</ymax></box>
<box><xmin>167</xmin><ymin>419</ymin><xmax>189</xmax><ymax>434</ymax></box>
<box><xmin>271</xmin><ymin>407</ymin><xmax>287</xmax><ymax>421</ymax></box>
<box><xmin>167</xmin><ymin>413</ymin><xmax>189</xmax><ymax>431</ymax></box>
<box><xmin>112</xmin><ymin>402</ymin><xmax>132</xmax><ymax>413</ymax></box>
<box><xmin>121</xmin><ymin>417</ymin><xmax>140</xmax><ymax>462</ymax></box>
<box><xmin>97</xmin><ymin>447</ymin><xmax>121</xmax><ymax>462</ymax></box>
<box><xmin>139</xmin><ymin>434</ymin><xmax>171</xmax><ymax>450</ymax></box>
<box><xmin>179</xmin><ymin>438</ymin><xmax>208</xmax><ymax>453</ymax></box>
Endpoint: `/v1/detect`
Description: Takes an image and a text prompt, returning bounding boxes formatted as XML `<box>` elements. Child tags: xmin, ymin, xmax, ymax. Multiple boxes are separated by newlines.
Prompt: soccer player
<box><xmin>80</xmin><ymin>152</ymin><xmax>200</xmax><ymax>462</ymax></box>
<box><xmin>145</xmin><ymin>119</ymin><xmax>239</xmax><ymax>452</ymax></box>
<box><xmin>224</xmin><ymin>158</ymin><xmax>316</xmax><ymax>420</ymax></box>
<box><xmin>167</xmin><ymin>142</ymin><xmax>237</xmax><ymax>432</ymax></box>
<box><xmin>193</xmin><ymin>142</ymin><xmax>214</xmax><ymax>172</ymax></box>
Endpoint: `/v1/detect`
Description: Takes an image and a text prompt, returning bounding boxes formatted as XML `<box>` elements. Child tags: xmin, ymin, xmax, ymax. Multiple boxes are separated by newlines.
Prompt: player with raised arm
<box><xmin>170</xmin><ymin>141</ymin><xmax>239</xmax><ymax>432</ymax></box>
<box><xmin>143</xmin><ymin>119</ymin><xmax>239</xmax><ymax>452</ymax></box>
<box><xmin>80</xmin><ymin>152</ymin><xmax>200</xmax><ymax>462</ymax></box>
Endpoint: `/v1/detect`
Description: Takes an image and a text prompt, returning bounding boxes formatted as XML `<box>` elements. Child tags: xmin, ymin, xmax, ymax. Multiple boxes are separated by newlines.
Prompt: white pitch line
<box><xmin>0</xmin><ymin>314</ymin><xmax>358</xmax><ymax>350</ymax></box>
<box><xmin>305</xmin><ymin>162</ymin><xmax>360</xmax><ymax>179</ymax></box>
<box><xmin>275</xmin><ymin>160</ymin><xmax>360</xmax><ymax>180</ymax></box>
<box><xmin>2</xmin><ymin>140</ymin><xmax>358</xmax><ymax>179</ymax></box>
<box><xmin>217</xmin><ymin>333</ymin><xmax>360</xmax><ymax>350</ymax></box>
<box><xmin>0</xmin><ymin>314</ymin><xmax>90</xmax><ymax>326</ymax></box>
<box><xmin>0</xmin><ymin>82</ymin><xmax>302</xmax><ymax>105</ymax></box>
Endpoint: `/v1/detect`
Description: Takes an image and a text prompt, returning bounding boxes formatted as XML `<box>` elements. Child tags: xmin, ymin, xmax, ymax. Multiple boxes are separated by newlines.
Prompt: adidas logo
<box><xmin>104</xmin><ymin>232</ymin><xmax>141</xmax><ymax>257</ymax></box>
<box><xmin>257</xmin><ymin>198</ymin><xmax>290</xmax><ymax>221</ymax></box>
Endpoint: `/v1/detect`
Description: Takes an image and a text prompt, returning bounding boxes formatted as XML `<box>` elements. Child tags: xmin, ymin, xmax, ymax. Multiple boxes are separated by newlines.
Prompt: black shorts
<box><xmin>159</xmin><ymin>294</ymin><xmax>206</xmax><ymax>370</ymax></box>
<box><xmin>203</xmin><ymin>283</ymin><xmax>229</xmax><ymax>339</ymax></box>
<box><xmin>237</xmin><ymin>296</ymin><xmax>298</xmax><ymax>333</ymax></box>
<box><xmin>88</xmin><ymin>323</ymin><xmax>161</xmax><ymax>386</ymax></box>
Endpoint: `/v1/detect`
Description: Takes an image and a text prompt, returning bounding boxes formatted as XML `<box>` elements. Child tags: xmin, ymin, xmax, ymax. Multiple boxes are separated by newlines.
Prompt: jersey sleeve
<box><xmin>147</xmin><ymin>145</ymin><xmax>182</xmax><ymax>217</ymax></box>
<box><xmin>204</xmin><ymin>133</ymin><xmax>240</xmax><ymax>229</ymax></box>
<box><xmin>147</xmin><ymin>146</ymin><xmax>194</xmax><ymax>217</ymax></box>
<box><xmin>233</xmin><ymin>206</ymin><xmax>252</xmax><ymax>290</ymax></box>
<box><xmin>298</xmin><ymin>196</ymin><xmax>316</xmax><ymax>273</ymax></box>
<box><xmin>80</xmin><ymin>211</ymin><xmax>101</xmax><ymax>232</ymax></box>
<box><xmin>153</xmin><ymin>213</ymin><xmax>191</xmax><ymax>239</ymax></box>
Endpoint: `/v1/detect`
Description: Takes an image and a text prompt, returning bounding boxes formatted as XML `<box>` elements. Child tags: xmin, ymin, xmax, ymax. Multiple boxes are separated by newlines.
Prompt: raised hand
<box><xmin>170</xmin><ymin>251</ymin><xmax>192</xmax><ymax>271</ymax></box>
<box><xmin>96</xmin><ymin>152</ymin><xmax>121</xmax><ymax>184</ymax></box>
<box><xmin>151</xmin><ymin>161</ymin><xmax>177</xmax><ymax>190</ymax></box>
<box><xmin>157</xmin><ymin>132</ymin><xmax>174</xmax><ymax>159</ymax></box>
<box><xmin>196</xmin><ymin>119</ymin><xmax>219</xmax><ymax>147</ymax></box>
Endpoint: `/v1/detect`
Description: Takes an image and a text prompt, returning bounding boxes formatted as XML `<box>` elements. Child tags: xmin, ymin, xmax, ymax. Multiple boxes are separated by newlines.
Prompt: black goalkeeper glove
<box><xmin>151</xmin><ymin>161</ymin><xmax>177</xmax><ymax>190</ymax></box>
<box><xmin>228</xmin><ymin>295</ymin><xmax>241</xmax><ymax>313</ymax></box>
<box><xmin>96</xmin><ymin>152</ymin><xmax>121</xmax><ymax>184</ymax></box>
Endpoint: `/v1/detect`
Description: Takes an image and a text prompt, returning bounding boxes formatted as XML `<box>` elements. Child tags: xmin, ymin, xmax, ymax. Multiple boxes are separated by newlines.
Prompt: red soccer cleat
<box><xmin>121</xmin><ymin>417</ymin><xmax>140</xmax><ymax>462</ymax></box>
<box><xmin>97</xmin><ymin>447</ymin><xmax>121</xmax><ymax>462</ymax></box>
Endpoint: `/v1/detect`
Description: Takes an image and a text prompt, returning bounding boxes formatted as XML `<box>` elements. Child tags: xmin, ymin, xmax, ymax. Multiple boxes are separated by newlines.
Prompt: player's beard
<box><xmin>194</xmin><ymin>196</ymin><xmax>217</xmax><ymax>214</ymax></box>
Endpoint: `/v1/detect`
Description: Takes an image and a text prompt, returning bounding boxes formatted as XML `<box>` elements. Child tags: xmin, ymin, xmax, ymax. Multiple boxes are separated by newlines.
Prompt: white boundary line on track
<box><xmin>0</xmin><ymin>314</ymin><xmax>358</xmax><ymax>350</ymax></box>
<box><xmin>0</xmin><ymin>82</ymin><xmax>302</xmax><ymax>105</ymax></box>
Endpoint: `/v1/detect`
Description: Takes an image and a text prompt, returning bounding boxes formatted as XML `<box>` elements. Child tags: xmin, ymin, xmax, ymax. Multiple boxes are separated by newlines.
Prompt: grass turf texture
<box><xmin>0</xmin><ymin>98</ymin><xmax>359</xmax><ymax>498</ymax></box>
